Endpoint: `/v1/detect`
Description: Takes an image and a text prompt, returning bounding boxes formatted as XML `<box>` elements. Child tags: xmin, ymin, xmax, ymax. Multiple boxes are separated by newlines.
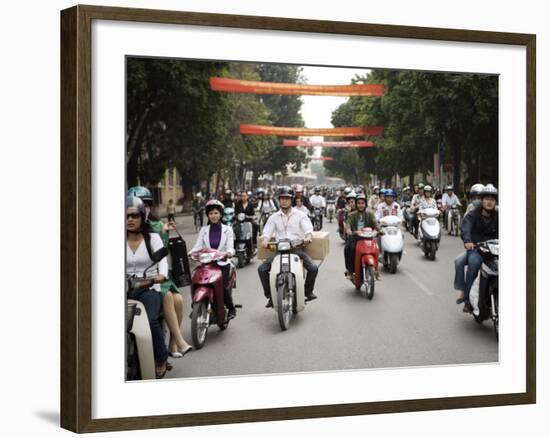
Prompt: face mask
<box><xmin>472</xmin><ymin>200</ymin><xmax>482</xmax><ymax>208</ymax></box>
<box><xmin>145</xmin><ymin>206</ymin><xmax>151</xmax><ymax>221</ymax></box>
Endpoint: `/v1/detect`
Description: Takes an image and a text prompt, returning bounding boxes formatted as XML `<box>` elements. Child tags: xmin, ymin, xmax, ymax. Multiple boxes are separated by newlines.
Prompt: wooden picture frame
<box><xmin>60</xmin><ymin>4</ymin><xmax>536</xmax><ymax>433</ymax></box>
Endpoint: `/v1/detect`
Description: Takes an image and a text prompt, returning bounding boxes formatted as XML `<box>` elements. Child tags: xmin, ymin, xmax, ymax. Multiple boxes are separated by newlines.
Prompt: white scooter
<box><xmin>126</xmin><ymin>247</ymin><xmax>168</xmax><ymax>380</ymax></box>
<box><xmin>268</xmin><ymin>239</ymin><xmax>306</xmax><ymax>331</ymax></box>
<box><xmin>378</xmin><ymin>215</ymin><xmax>404</xmax><ymax>273</ymax></box>
<box><xmin>418</xmin><ymin>208</ymin><xmax>441</xmax><ymax>260</ymax></box>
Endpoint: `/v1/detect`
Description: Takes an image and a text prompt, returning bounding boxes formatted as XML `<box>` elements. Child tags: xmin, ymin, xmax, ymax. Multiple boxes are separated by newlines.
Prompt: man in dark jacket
<box><xmin>455</xmin><ymin>184</ymin><xmax>498</xmax><ymax>313</ymax></box>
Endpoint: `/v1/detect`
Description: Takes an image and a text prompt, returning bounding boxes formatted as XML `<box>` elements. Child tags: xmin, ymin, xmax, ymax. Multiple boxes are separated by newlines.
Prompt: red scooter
<box><xmin>349</xmin><ymin>227</ymin><xmax>380</xmax><ymax>300</ymax></box>
<box><xmin>189</xmin><ymin>248</ymin><xmax>237</xmax><ymax>349</ymax></box>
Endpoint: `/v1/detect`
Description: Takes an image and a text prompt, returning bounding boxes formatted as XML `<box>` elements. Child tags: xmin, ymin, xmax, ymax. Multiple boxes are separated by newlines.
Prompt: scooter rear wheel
<box><xmin>191</xmin><ymin>301</ymin><xmax>209</xmax><ymax>349</ymax></box>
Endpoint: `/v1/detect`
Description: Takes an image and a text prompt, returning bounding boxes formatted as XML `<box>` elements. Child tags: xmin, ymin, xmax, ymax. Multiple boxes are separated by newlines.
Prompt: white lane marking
<box><xmin>402</xmin><ymin>268</ymin><xmax>434</xmax><ymax>296</ymax></box>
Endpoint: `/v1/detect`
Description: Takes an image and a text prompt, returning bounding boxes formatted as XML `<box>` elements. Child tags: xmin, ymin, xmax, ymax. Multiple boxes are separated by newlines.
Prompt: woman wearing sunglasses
<box><xmin>126</xmin><ymin>196</ymin><xmax>169</xmax><ymax>378</ymax></box>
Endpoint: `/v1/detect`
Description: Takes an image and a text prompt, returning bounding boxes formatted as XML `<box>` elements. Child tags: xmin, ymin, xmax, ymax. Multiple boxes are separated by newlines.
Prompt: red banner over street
<box><xmin>283</xmin><ymin>139</ymin><xmax>375</xmax><ymax>148</ymax></box>
<box><xmin>240</xmin><ymin>124</ymin><xmax>384</xmax><ymax>137</ymax></box>
<box><xmin>210</xmin><ymin>77</ymin><xmax>384</xmax><ymax>96</ymax></box>
<box><xmin>310</xmin><ymin>157</ymin><xmax>334</xmax><ymax>161</ymax></box>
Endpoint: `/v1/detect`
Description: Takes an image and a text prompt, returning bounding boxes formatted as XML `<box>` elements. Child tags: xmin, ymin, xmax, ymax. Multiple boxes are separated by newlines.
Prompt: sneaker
<box><xmin>463</xmin><ymin>302</ymin><xmax>473</xmax><ymax>313</ymax></box>
<box><xmin>305</xmin><ymin>293</ymin><xmax>317</xmax><ymax>302</ymax></box>
<box><xmin>265</xmin><ymin>298</ymin><xmax>273</xmax><ymax>308</ymax></box>
<box><xmin>228</xmin><ymin>308</ymin><xmax>237</xmax><ymax>319</ymax></box>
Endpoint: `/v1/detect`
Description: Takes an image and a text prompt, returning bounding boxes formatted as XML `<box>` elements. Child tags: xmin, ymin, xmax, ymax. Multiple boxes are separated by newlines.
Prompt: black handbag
<box><xmin>168</xmin><ymin>228</ymin><xmax>191</xmax><ymax>288</ymax></box>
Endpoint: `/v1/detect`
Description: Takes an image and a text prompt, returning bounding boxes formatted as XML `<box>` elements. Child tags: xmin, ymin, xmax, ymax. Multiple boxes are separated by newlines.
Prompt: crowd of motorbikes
<box><xmin>127</xmin><ymin>184</ymin><xmax>498</xmax><ymax>380</ymax></box>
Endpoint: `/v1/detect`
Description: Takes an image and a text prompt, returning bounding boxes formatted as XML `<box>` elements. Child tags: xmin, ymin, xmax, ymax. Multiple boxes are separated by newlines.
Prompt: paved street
<box><xmin>166</xmin><ymin>214</ymin><xmax>498</xmax><ymax>379</ymax></box>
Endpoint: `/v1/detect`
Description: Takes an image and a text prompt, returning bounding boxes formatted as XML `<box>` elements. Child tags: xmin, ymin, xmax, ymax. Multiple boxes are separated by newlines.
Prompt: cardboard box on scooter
<box><xmin>256</xmin><ymin>231</ymin><xmax>330</xmax><ymax>260</ymax></box>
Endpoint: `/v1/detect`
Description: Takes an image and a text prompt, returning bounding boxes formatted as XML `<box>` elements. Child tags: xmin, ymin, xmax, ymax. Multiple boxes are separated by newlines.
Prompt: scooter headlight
<box><xmin>386</xmin><ymin>228</ymin><xmax>398</xmax><ymax>236</ymax></box>
<box><xmin>359</xmin><ymin>229</ymin><xmax>374</xmax><ymax>238</ymax></box>
<box><xmin>277</xmin><ymin>241</ymin><xmax>292</xmax><ymax>251</ymax></box>
<box><xmin>488</xmin><ymin>243</ymin><xmax>499</xmax><ymax>256</ymax></box>
<box><xmin>199</xmin><ymin>253</ymin><xmax>214</xmax><ymax>264</ymax></box>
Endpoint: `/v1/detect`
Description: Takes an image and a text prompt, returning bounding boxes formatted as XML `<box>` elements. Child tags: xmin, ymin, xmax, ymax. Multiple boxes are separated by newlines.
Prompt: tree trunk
<box><xmin>408</xmin><ymin>173</ymin><xmax>415</xmax><ymax>186</ymax></box>
<box><xmin>452</xmin><ymin>140</ymin><xmax>462</xmax><ymax>192</ymax></box>
<box><xmin>179</xmin><ymin>172</ymin><xmax>193</xmax><ymax>213</ymax></box>
<box><xmin>215</xmin><ymin>171</ymin><xmax>221</xmax><ymax>197</ymax></box>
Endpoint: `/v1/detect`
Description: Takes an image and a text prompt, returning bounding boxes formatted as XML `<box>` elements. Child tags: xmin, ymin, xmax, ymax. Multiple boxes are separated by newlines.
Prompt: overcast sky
<box><xmin>298</xmin><ymin>65</ymin><xmax>371</xmax><ymax>157</ymax></box>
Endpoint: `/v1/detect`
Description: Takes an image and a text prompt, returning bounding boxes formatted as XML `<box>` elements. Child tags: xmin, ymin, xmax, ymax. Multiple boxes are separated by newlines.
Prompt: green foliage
<box><xmin>126</xmin><ymin>59</ymin><xmax>309</xmax><ymax>191</ymax></box>
<box><xmin>323</xmin><ymin>69</ymin><xmax>498</xmax><ymax>187</ymax></box>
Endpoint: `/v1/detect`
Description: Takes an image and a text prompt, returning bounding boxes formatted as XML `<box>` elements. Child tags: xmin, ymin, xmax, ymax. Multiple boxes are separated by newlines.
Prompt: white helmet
<box><xmin>470</xmin><ymin>183</ymin><xmax>485</xmax><ymax>196</ymax></box>
<box><xmin>481</xmin><ymin>183</ymin><xmax>498</xmax><ymax>198</ymax></box>
<box><xmin>346</xmin><ymin>190</ymin><xmax>357</xmax><ymax>199</ymax></box>
<box><xmin>424</xmin><ymin>185</ymin><xmax>433</xmax><ymax>192</ymax></box>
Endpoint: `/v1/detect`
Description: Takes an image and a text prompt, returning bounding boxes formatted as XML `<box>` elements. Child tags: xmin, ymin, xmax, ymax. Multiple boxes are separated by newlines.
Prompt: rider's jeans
<box><xmin>128</xmin><ymin>288</ymin><xmax>169</xmax><ymax>365</ymax></box>
<box><xmin>453</xmin><ymin>250</ymin><xmax>483</xmax><ymax>303</ymax></box>
<box><xmin>258</xmin><ymin>249</ymin><xmax>318</xmax><ymax>298</ymax></box>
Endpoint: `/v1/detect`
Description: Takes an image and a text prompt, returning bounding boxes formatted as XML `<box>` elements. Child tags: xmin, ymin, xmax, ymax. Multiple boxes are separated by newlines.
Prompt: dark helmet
<box><xmin>278</xmin><ymin>186</ymin><xmax>294</xmax><ymax>199</ymax></box>
<box><xmin>385</xmin><ymin>189</ymin><xmax>397</xmax><ymax>198</ymax></box>
<box><xmin>126</xmin><ymin>196</ymin><xmax>146</xmax><ymax>217</ymax></box>
<box><xmin>205</xmin><ymin>199</ymin><xmax>225</xmax><ymax>215</ymax></box>
<box><xmin>127</xmin><ymin>186</ymin><xmax>153</xmax><ymax>203</ymax></box>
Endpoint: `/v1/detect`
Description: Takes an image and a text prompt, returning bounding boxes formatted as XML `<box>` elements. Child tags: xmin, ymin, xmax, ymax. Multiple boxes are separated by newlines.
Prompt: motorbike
<box><xmin>348</xmin><ymin>227</ymin><xmax>379</xmax><ymax>300</ymax></box>
<box><xmin>126</xmin><ymin>247</ymin><xmax>169</xmax><ymax>381</ymax></box>
<box><xmin>222</xmin><ymin>207</ymin><xmax>235</xmax><ymax>226</ymax></box>
<box><xmin>326</xmin><ymin>200</ymin><xmax>336</xmax><ymax>223</ymax></box>
<box><xmin>189</xmin><ymin>248</ymin><xmax>238</xmax><ymax>349</ymax></box>
<box><xmin>469</xmin><ymin>239</ymin><xmax>499</xmax><ymax>339</ymax></box>
<box><xmin>192</xmin><ymin>205</ymin><xmax>205</xmax><ymax>232</ymax></box>
<box><xmin>312</xmin><ymin>207</ymin><xmax>323</xmax><ymax>231</ymax></box>
<box><xmin>378</xmin><ymin>215</ymin><xmax>404</xmax><ymax>273</ymax></box>
<box><xmin>337</xmin><ymin>209</ymin><xmax>347</xmax><ymax>241</ymax></box>
<box><xmin>257</xmin><ymin>209</ymin><xmax>272</xmax><ymax>236</ymax></box>
<box><xmin>446</xmin><ymin>205</ymin><xmax>462</xmax><ymax>236</ymax></box>
<box><xmin>267</xmin><ymin>239</ymin><xmax>307</xmax><ymax>331</ymax></box>
<box><xmin>417</xmin><ymin>208</ymin><xmax>441</xmax><ymax>260</ymax></box>
<box><xmin>402</xmin><ymin>201</ymin><xmax>413</xmax><ymax>233</ymax></box>
<box><xmin>233</xmin><ymin>212</ymin><xmax>255</xmax><ymax>268</ymax></box>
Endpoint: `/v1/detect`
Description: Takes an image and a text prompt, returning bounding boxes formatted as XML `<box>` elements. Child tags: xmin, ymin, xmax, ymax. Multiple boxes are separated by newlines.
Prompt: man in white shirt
<box><xmin>375</xmin><ymin>189</ymin><xmax>402</xmax><ymax>220</ymax></box>
<box><xmin>309</xmin><ymin>187</ymin><xmax>326</xmax><ymax>228</ymax></box>
<box><xmin>442</xmin><ymin>185</ymin><xmax>462</xmax><ymax>209</ymax></box>
<box><xmin>258</xmin><ymin>187</ymin><xmax>318</xmax><ymax>308</ymax></box>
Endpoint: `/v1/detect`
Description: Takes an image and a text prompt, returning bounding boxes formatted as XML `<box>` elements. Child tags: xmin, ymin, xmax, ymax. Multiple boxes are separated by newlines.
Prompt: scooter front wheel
<box><xmin>191</xmin><ymin>301</ymin><xmax>209</xmax><ymax>349</ymax></box>
<box><xmin>362</xmin><ymin>265</ymin><xmax>375</xmax><ymax>300</ymax></box>
<box><xmin>237</xmin><ymin>253</ymin><xmax>245</xmax><ymax>268</ymax></box>
<box><xmin>389</xmin><ymin>254</ymin><xmax>399</xmax><ymax>274</ymax></box>
<box><xmin>277</xmin><ymin>284</ymin><xmax>292</xmax><ymax>331</ymax></box>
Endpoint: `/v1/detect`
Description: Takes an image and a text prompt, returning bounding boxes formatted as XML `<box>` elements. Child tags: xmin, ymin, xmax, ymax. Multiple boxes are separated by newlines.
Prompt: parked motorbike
<box><xmin>267</xmin><ymin>239</ymin><xmax>307</xmax><ymax>331</ymax></box>
<box><xmin>326</xmin><ymin>200</ymin><xmax>336</xmax><ymax>223</ymax></box>
<box><xmin>233</xmin><ymin>212</ymin><xmax>255</xmax><ymax>268</ymax></box>
<box><xmin>418</xmin><ymin>208</ymin><xmax>441</xmax><ymax>260</ymax></box>
<box><xmin>189</xmin><ymin>248</ymin><xmax>238</xmax><ymax>349</ymax></box>
<box><xmin>469</xmin><ymin>239</ymin><xmax>499</xmax><ymax>339</ymax></box>
<box><xmin>222</xmin><ymin>207</ymin><xmax>235</xmax><ymax>226</ymax></box>
<box><xmin>348</xmin><ymin>227</ymin><xmax>379</xmax><ymax>300</ymax></box>
<box><xmin>446</xmin><ymin>205</ymin><xmax>462</xmax><ymax>236</ymax></box>
<box><xmin>312</xmin><ymin>207</ymin><xmax>323</xmax><ymax>231</ymax></box>
<box><xmin>378</xmin><ymin>215</ymin><xmax>404</xmax><ymax>273</ymax></box>
<box><xmin>126</xmin><ymin>247</ymin><xmax>169</xmax><ymax>381</ymax></box>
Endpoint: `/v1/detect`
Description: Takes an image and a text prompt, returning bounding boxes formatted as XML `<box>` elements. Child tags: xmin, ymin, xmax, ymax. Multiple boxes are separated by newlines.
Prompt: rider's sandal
<box><xmin>155</xmin><ymin>364</ymin><xmax>168</xmax><ymax>379</ymax></box>
<box><xmin>178</xmin><ymin>345</ymin><xmax>193</xmax><ymax>357</ymax></box>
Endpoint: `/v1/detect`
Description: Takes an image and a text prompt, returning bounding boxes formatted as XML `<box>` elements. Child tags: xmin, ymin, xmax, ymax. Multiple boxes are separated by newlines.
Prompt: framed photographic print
<box><xmin>60</xmin><ymin>4</ymin><xmax>536</xmax><ymax>433</ymax></box>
